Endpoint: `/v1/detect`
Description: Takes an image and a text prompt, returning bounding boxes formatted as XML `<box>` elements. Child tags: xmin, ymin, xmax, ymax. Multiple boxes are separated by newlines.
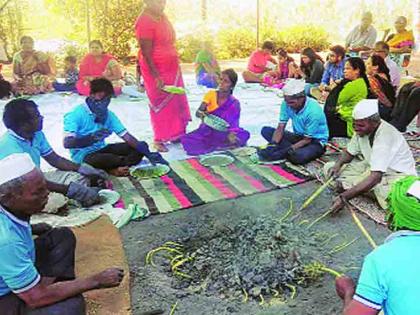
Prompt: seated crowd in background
<box><xmin>53</xmin><ymin>55</ymin><xmax>79</xmax><ymax>92</ymax></box>
<box><xmin>345</xmin><ymin>12</ymin><xmax>377</xmax><ymax>55</ymax></box>
<box><xmin>385</xmin><ymin>16</ymin><xmax>415</xmax><ymax>55</ymax></box>
<box><xmin>242</xmin><ymin>40</ymin><xmax>277</xmax><ymax>83</ymax></box>
<box><xmin>324</xmin><ymin>57</ymin><xmax>370</xmax><ymax>138</ymax></box>
<box><xmin>76</xmin><ymin>40</ymin><xmax>123</xmax><ymax>96</ymax></box>
<box><xmin>292</xmin><ymin>47</ymin><xmax>324</xmax><ymax>95</ymax></box>
<box><xmin>365</xmin><ymin>55</ymin><xmax>396</xmax><ymax>121</ymax></box>
<box><xmin>0</xmin><ymin>37</ymin><xmax>123</xmax><ymax>97</ymax></box>
<box><xmin>310</xmin><ymin>45</ymin><xmax>346</xmax><ymax>101</ymax></box>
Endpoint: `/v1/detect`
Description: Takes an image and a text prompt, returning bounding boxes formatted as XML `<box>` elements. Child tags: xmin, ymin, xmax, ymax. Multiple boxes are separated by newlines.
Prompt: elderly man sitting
<box><xmin>336</xmin><ymin>175</ymin><xmax>420</xmax><ymax>315</ymax></box>
<box><xmin>258</xmin><ymin>79</ymin><xmax>329</xmax><ymax>165</ymax></box>
<box><xmin>0</xmin><ymin>153</ymin><xmax>124</xmax><ymax>315</ymax></box>
<box><xmin>345</xmin><ymin>12</ymin><xmax>377</xmax><ymax>55</ymax></box>
<box><xmin>325</xmin><ymin>99</ymin><xmax>417</xmax><ymax>212</ymax></box>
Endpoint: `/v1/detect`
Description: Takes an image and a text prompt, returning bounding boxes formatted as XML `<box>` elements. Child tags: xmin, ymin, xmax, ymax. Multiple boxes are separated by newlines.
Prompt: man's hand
<box><xmin>327</xmin><ymin>163</ymin><xmax>343</xmax><ymax>179</ymax></box>
<box><xmin>93</xmin><ymin>268</ymin><xmax>125</xmax><ymax>289</ymax></box>
<box><xmin>78</xmin><ymin>163</ymin><xmax>109</xmax><ymax>180</ymax></box>
<box><xmin>331</xmin><ymin>195</ymin><xmax>345</xmax><ymax>214</ymax></box>
<box><xmin>336</xmin><ymin>275</ymin><xmax>356</xmax><ymax>301</ymax></box>
<box><xmin>196</xmin><ymin>110</ymin><xmax>207</xmax><ymax>119</ymax></box>
<box><xmin>272</xmin><ymin>129</ymin><xmax>283</xmax><ymax>144</ymax></box>
<box><xmin>136</xmin><ymin>142</ymin><xmax>169</xmax><ymax>165</ymax></box>
<box><xmin>91</xmin><ymin>129</ymin><xmax>111</xmax><ymax>142</ymax></box>
<box><xmin>31</xmin><ymin>223</ymin><xmax>53</xmax><ymax>236</ymax></box>
<box><xmin>67</xmin><ymin>183</ymin><xmax>101</xmax><ymax>207</ymax></box>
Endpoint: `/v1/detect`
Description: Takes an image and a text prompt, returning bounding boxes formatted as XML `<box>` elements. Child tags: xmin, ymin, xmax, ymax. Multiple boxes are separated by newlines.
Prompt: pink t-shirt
<box><xmin>247</xmin><ymin>50</ymin><xmax>272</xmax><ymax>74</ymax></box>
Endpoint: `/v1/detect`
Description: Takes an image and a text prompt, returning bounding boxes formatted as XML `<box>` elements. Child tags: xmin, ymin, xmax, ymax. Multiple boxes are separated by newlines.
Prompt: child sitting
<box><xmin>262</xmin><ymin>49</ymin><xmax>297</xmax><ymax>88</ymax></box>
<box><xmin>53</xmin><ymin>56</ymin><xmax>79</xmax><ymax>92</ymax></box>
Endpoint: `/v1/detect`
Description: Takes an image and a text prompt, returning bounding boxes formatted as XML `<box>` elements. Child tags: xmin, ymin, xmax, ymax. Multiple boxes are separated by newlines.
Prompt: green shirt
<box><xmin>195</xmin><ymin>49</ymin><xmax>219</xmax><ymax>74</ymax></box>
<box><xmin>337</xmin><ymin>78</ymin><xmax>368</xmax><ymax>136</ymax></box>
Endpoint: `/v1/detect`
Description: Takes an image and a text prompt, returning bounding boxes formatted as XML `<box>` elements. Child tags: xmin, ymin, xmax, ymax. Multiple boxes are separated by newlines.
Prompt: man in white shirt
<box><xmin>373</xmin><ymin>41</ymin><xmax>401</xmax><ymax>88</ymax></box>
<box><xmin>345</xmin><ymin>12</ymin><xmax>377</xmax><ymax>53</ymax></box>
<box><xmin>325</xmin><ymin>99</ymin><xmax>417</xmax><ymax>212</ymax></box>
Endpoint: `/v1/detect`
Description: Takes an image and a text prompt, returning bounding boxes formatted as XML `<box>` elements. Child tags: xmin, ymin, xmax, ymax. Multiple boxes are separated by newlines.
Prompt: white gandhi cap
<box><xmin>282</xmin><ymin>79</ymin><xmax>306</xmax><ymax>96</ymax></box>
<box><xmin>353</xmin><ymin>99</ymin><xmax>379</xmax><ymax>120</ymax></box>
<box><xmin>0</xmin><ymin>153</ymin><xmax>36</xmax><ymax>186</ymax></box>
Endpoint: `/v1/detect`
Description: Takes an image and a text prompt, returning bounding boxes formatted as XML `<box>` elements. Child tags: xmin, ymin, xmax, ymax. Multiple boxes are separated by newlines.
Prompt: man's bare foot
<box><xmin>109</xmin><ymin>167</ymin><xmax>130</xmax><ymax>177</ymax></box>
<box><xmin>153</xmin><ymin>142</ymin><xmax>169</xmax><ymax>152</ymax></box>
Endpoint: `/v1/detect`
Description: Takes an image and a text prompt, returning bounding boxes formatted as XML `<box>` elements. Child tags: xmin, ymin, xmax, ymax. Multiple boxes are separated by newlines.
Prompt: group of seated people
<box><xmin>0</xmin><ymin>12</ymin><xmax>418</xmax><ymax>314</ymax></box>
<box><xmin>0</xmin><ymin>37</ymin><xmax>124</xmax><ymax>97</ymax></box>
<box><xmin>0</xmin><ymin>78</ymin><xmax>418</xmax><ymax>315</ymax></box>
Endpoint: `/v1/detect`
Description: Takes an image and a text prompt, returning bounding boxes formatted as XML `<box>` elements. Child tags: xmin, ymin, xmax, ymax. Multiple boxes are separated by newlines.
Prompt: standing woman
<box><xmin>135</xmin><ymin>0</ymin><xmax>191</xmax><ymax>152</ymax></box>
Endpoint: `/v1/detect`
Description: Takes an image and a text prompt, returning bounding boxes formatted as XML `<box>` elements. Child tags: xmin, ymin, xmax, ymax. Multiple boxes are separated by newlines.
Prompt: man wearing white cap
<box><xmin>0</xmin><ymin>153</ymin><xmax>124</xmax><ymax>314</ymax></box>
<box><xmin>0</xmin><ymin>99</ymin><xmax>108</xmax><ymax>208</ymax></box>
<box><xmin>325</xmin><ymin>99</ymin><xmax>417</xmax><ymax>212</ymax></box>
<box><xmin>258</xmin><ymin>79</ymin><xmax>329</xmax><ymax>164</ymax></box>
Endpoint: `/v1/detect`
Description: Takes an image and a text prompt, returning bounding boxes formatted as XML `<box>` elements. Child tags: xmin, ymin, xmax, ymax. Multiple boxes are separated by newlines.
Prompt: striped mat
<box><xmin>112</xmin><ymin>152</ymin><xmax>313</xmax><ymax>215</ymax></box>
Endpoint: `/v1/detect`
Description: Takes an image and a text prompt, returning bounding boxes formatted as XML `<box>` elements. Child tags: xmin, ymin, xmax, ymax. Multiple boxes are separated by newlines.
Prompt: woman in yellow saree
<box><xmin>13</xmin><ymin>36</ymin><xmax>55</xmax><ymax>95</ymax></box>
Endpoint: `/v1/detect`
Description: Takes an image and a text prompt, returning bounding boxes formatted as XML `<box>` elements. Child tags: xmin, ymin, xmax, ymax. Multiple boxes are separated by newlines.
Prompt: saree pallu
<box><xmin>181</xmin><ymin>95</ymin><xmax>250</xmax><ymax>156</ymax></box>
<box><xmin>368</xmin><ymin>75</ymin><xmax>396</xmax><ymax>108</ymax></box>
<box><xmin>136</xmin><ymin>13</ymin><xmax>191</xmax><ymax>142</ymax></box>
<box><xmin>76</xmin><ymin>53</ymin><xmax>122</xmax><ymax>96</ymax></box>
<box><xmin>387</xmin><ymin>30</ymin><xmax>415</xmax><ymax>48</ymax></box>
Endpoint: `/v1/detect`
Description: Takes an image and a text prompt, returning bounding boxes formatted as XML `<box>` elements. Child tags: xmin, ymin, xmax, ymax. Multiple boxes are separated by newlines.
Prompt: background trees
<box><xmin>0</xmin><ymin>0</ymin><xmax>414</xmax><ymax>63</ymax></box>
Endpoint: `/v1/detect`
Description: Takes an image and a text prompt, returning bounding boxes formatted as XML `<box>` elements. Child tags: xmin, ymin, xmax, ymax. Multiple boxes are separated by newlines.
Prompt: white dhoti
<box><xmin>324</xmin><ymin>161</ymin><xmax>408</xmax><ymax>209</ymax></box>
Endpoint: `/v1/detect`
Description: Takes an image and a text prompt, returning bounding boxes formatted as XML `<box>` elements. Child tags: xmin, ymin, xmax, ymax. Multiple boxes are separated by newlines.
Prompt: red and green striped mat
<box><xmin>112</xmin><ymin>152</ymin><xmax>313</xmax><ymax>215</ymax></box>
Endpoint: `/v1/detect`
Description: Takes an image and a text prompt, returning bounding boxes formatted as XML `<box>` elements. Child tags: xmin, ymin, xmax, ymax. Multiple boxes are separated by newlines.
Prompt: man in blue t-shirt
<box><xmin>0</xmin><ymin>99</ymin><xmax>111</xmax><ymax>207</ymax></box>
<box><xmin>63</xmin><ymin>78</ymin><xmax>167</xmax><ymax>176</ymax></box>
<box><xmin>258</xmin><ymin>79</ymin><xmax>329</xmax><ymax>165</ymax></box>
<box><xmin>0</xmin><ymin>153</ymin><xmax>124</xmax><ymax>315</ymax></box>
<box><xmin>335</xmin><ymin>176</ymin><xmax>420</xmax><ymax>315</ymax></box>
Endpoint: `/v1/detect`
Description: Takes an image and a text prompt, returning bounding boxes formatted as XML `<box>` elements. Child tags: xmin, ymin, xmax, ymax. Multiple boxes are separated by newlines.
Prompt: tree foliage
<box><xmin>44</xmin><ymin>0</ymin><xmax>143</xmax><ymax>60</ymax></box>
<box><xmin>0</xmin><ymin>0</ymin><xmax>28</xmax><ymax>60</ymax></box>
<box><xmin>91</xmin><ymin>0</ymin><xmax>143</xmax><ymax>61</ymax></box>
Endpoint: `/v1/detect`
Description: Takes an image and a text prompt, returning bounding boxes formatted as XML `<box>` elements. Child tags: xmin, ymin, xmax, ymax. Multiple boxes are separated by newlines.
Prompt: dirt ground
<box><xmin>121</xmin><ymin>181</ymin><xmax>389</xmax><ymax>315</ymax></box>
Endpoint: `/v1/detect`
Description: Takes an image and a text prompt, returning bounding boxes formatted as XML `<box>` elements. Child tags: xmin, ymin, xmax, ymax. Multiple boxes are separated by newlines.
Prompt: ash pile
<box><xmin>147</xmin><ymin>215</ymin><xmax>328</xmax><ymax>302</ymax></box>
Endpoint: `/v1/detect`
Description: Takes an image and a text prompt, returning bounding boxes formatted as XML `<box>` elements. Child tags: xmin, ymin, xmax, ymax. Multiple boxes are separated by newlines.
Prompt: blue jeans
<box><xmin>53</xmin><ymin>81</ymin><xmax>76</xmax><ymax>92</ymax></box>
<box><xmin>260</xmin><ymin>126</ymin><xmax>325</xmax><ymax>165</ymax></box>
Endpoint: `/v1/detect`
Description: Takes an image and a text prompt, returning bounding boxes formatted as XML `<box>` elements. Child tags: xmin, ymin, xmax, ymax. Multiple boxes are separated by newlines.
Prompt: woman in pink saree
<box><xmin>135</xmin><ymin>0</ymin><xmax>191</xmax><ymax>152</ymax></box>
<box><xmin>76</xmin><ymin>40</ymin><xmax>123</xmax><ymax>96</ymax></box>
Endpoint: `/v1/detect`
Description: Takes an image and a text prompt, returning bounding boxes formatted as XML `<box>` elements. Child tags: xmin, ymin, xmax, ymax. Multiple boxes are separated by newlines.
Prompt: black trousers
<box><xmin>390</xmin><ymin>84</ymin><xmax>420</xmax><ymax>132</ymax></box>
<box><xmin>325</xmin><ymin>112</ymin><xmax>348</xmax><ymax>139</ymax></box>
<box><xmin>84</xmin><ymin>143</ymin><xmax>143</xmax><ymax>171</ymax></box>
<box><xmin>0</xmin><ymin>228</ymin><xmax>86</xmax><ymax>315</ymax></box>
<box><xmin>260</xmin><ymin>127</ymin><xmax>326</xmax><ymax>165</ymax></box>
